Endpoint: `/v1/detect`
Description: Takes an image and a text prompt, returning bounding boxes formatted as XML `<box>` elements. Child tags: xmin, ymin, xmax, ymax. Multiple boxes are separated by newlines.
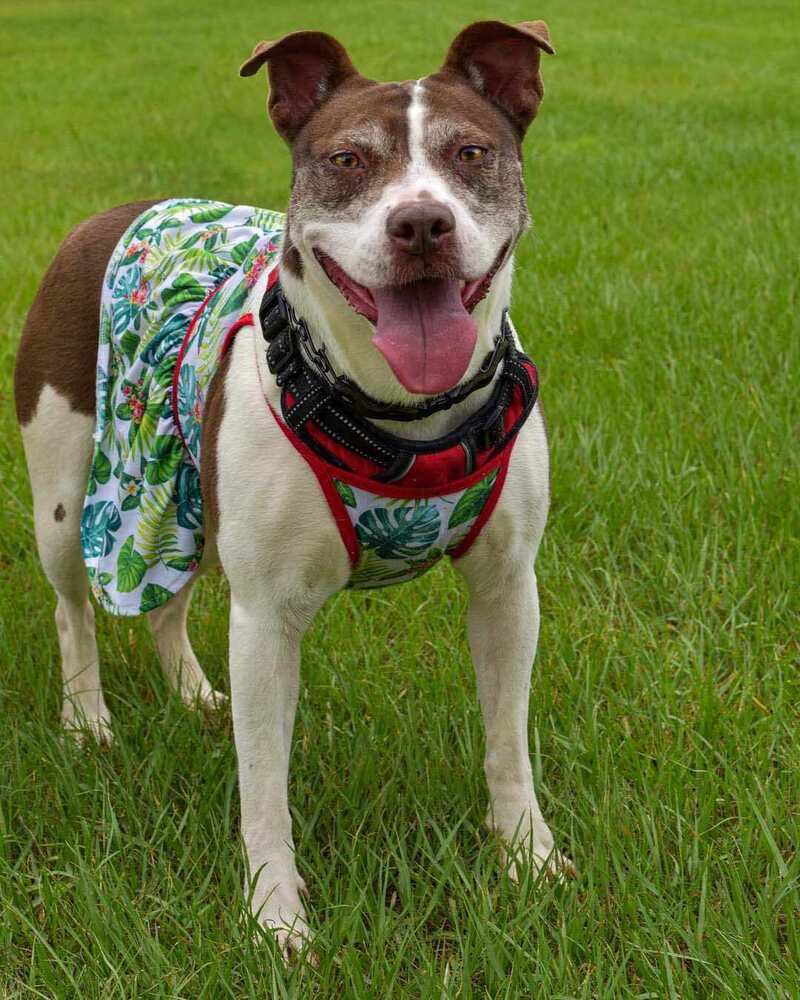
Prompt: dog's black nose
<box><xmin>386</xmin><ymin>201</ymin><xmax>455</xmax><ymax>256</ymax></box>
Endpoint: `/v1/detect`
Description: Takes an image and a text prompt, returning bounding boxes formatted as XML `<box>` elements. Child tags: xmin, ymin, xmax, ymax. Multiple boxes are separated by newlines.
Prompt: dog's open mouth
<box><xmin>314</xmin><ymin>249</ymin><xmax>505</xmax><ymax>395</ymax></box>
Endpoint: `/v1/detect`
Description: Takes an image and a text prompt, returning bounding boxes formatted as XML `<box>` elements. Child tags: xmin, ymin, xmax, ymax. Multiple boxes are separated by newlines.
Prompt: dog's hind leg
<box><xmin>147</xmin><ymin>580</ymin><xmax>226</xmax><ymax>710</ymax></box>
<box><xmin>20</xmin><ymin>388</ymin><xmax>111</xmax><ymax>741</ymax></box>
<box><xmin>15</xmin><ymin>201</ymin><xmax>161</xmax><ymax>740</ymax></box>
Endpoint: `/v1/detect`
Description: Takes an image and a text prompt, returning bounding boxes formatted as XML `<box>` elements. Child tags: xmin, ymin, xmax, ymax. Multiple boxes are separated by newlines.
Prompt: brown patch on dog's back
<box><xmin>14</xmin><ymin>200</ymin><xmax>160</xmax><ymax>426</ymax></box>
<box><xmin>200</xmin><ymin>345</ymin><xmax>233</xmax><ymax>534</ymax></box>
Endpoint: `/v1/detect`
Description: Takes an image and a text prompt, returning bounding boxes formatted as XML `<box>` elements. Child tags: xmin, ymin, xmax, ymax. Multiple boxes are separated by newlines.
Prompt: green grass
<box><xmin>1</xmin><ymin>0</ymin><xmax>798</xmax><ymax>995</ymax></box>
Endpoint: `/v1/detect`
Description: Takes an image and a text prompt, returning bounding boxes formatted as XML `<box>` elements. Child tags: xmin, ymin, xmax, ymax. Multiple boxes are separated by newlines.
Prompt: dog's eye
<box><xmin>458</xmin><ymin>145</ymin><xmax>488</xmax><ymax>163</ymax></box>
<box><xmin>330</xmin><ymin>151</ymin><xmax>362</xmax><ymax>170</ymax></box>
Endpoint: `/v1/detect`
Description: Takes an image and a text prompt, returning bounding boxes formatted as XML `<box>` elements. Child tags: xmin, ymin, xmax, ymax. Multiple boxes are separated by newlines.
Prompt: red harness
<box><xmin>216</xmin><ymin>272</ymin><xmax>539</xmax><ymax>587</ymax></box>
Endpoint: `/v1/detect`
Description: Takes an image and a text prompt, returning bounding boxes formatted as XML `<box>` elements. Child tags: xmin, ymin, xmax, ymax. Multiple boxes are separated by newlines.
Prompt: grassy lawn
<box><xmin>1</xmin><ymin>0</ymin><xmax>798</xmax><ymax>995</ymax></box>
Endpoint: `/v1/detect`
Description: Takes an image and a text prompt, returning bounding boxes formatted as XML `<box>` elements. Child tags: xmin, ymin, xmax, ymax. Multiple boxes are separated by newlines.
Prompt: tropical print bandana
<box><xmin>82</xmin><ymin>198</ymin><xmax>283</xmax><ymax>615</ymax></box>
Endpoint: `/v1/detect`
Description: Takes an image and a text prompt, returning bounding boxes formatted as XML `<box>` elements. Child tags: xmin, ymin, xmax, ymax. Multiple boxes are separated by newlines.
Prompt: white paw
<box><xmin>255</xmin><ymin>888</ymin><xmax>316</xmax><ymax>965</ymax></box>
<box><xmin>181</xmin><ymin>685</ymin><xmax>228</xmax><ymax>713</ymax></box>
<box><xmin>62</xmin><ymin>711</ymin><xmax>114</xmax><ymax>746</ymax></box>
<box><xmin>505</xmin><ymin>841</ymin><xmax>576</xmax><ymax>884</ymax></box>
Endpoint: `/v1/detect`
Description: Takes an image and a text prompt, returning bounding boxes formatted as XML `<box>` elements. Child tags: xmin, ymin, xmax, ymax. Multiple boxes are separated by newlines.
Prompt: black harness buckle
<box><xmin>260</xmin><ymin>282</ymin><xmax>288</xmax><ymax>343</ymax></box>
<box><xmin>266</xmin><ymin>327</ymin><xmax>298</xmax><ymax>384</ymax></box>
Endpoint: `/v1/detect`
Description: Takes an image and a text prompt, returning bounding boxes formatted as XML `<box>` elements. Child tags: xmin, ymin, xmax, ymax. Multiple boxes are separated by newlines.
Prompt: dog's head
<box><xmin>241</xmin><ymin>21</ymin><xmax>553</xmax><ymax>395</ymax></box>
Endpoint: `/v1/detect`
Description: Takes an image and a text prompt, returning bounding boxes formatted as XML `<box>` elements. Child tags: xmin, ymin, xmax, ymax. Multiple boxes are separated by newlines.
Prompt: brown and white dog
<box><xmin>14</xmin><ymin>20</ymin><xmax>566</xmax><ymax>957</ymax></box>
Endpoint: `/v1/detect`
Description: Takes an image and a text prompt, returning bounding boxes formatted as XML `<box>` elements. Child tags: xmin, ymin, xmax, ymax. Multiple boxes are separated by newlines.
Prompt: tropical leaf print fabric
<box><xmin>337</xmin><ymin>470</ymin><xmax>500</xmax><ymax>589</ymax></box>
<box><xmin>83</xmin><ymin>199</ymin><xmax>284</xmax><ymax>615</ymax></box>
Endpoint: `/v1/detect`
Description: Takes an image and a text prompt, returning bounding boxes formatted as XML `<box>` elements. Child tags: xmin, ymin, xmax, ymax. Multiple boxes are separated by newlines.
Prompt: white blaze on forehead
<box><xmin>407</xmin><ymin>79</ymin><xmax>427</xmax><ymax>171</ymax></box>
<box><xmin>389</xmin><ymin>78</ymin><xmax>486</xmax><ymax>256</ymax></box>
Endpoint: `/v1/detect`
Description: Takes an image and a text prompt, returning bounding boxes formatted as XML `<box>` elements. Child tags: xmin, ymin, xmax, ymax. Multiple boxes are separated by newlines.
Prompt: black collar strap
<box><xmin>259</xmin><ymin>280</ymin><xmax>538</xmax><ymax>483</ymax></box>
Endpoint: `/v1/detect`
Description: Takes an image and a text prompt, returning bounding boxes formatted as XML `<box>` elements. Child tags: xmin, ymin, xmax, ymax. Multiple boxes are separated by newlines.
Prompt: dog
<box><xmin>14</xmin><ymin>19</ymin><xmax>566</xmax><ymax>958</ymax></box>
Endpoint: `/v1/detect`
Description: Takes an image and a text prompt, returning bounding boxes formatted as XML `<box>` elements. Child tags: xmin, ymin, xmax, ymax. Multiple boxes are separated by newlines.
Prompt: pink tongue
<box><xmin>371</xmin><ymin>279</ymin><xmax>477</xmax><ymax>394</ymax></box>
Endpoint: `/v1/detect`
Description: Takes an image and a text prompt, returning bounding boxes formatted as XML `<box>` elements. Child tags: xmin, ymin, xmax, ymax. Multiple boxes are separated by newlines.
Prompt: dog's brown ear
<box><xmin>240</xmin><ymin>30</ymin><xmax>360</xmax><ymax>142</ymax></box>
<box><xmin>441</xmin><ymin>20</ymin><xmax>554</xmax><ymax>136</ymax></box>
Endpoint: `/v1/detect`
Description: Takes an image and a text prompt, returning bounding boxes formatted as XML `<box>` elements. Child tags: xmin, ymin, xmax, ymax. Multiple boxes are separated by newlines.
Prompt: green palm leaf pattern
<box><xmin>447</xmin><ymin>470</ymin><xmax>499</xmax><ymax>530</ymax></box>
<box><xmin>81</xmin><ymin>502</ymin><xmax>121</xmax><ymax>559</ymax></box>
<box><xmin>334</xmin><ymin>480</ymin><xmax>357</xmax><ymax>507</ymax></box>
<box><xmin>140</xmin><ymin>583</ymin><xmax>175</xmax><ymax>614</ymax></box>
<box><xmin>356</xmin><ymin>503</ymin><xmax>440</xmax><ymax>559</ymax></box>
<box><xmin>175</xmin><ymin>462</ymin><xmax>202</xmax><ymax>530</ymax></box>
<box><xmin>144</xmin><ymin>435</ymin><xmax>184</xmax><ymax>485</ymax></box>
<box><xmin>139</xmin><ymin>311</ymin><xmax>189</xmax><ymax>366</ymax></box>
<box><xmin>127</xmin><ymin>395</ymin><xmax>162</xmax><ymax>460</ymax></box>
<box><xmin>134</xmin><ymin>482</ymin><xmax>174</xmax><ymax>566</ymax></box>
<box><xmin>116</xmin><ymin>535</ymin><xmax>147</xmax><ymax>593</ymax></box>
<box><xmin>189</xmin><ymin>204</ymin><xmax>233</xmax><ymax>224</ymax></box>
<box><xmin>161</xmin><ymin>272</ymin><xmax>207</xmax><ymax>308</ymax></box>
<box><xmin>87</xmin><ymin>446</ymin><xmax>112</xmax><ymax>496</ymax></box>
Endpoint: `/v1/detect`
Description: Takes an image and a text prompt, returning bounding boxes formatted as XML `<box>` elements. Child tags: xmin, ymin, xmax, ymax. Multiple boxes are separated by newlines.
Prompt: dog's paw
<box><xmin>505</xmin><ymin>842</ymin><xmax>576</xmax><ymax>884</ymax></box>
<box><xmin>254</xmin><ymin>890</ymin><xmax>317</xmax><ymax>966</ymax></box>
<box><xmin>61</xmin><ymin>712</ymin><xmax>114</xmax><ymax>746</ymax></box>
<box><xmin>181</xmin><ymin>683</ymin><xmax>228</xmax><ymax>713</ymax></box>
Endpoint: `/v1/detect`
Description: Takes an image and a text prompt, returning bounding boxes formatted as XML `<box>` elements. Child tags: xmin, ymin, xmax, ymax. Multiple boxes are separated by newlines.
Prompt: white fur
<box><xmin>211</xmin><ymin>273</ymin><xmax>563</xmax><ymax>956</ymax></box>
<box><xmin>148</xmin><ymin>579</ymin><xmax>226</xmax><ymax>709</ymax></box>
<box><xmin>21</xmin><ymin>388</ymin><xmax>111</xmax><ymax>740</ymax></box>
<box><xmin>215</xmin><ymin>315</ymin><xmax>349</xmax><ymax>955</ymax></box>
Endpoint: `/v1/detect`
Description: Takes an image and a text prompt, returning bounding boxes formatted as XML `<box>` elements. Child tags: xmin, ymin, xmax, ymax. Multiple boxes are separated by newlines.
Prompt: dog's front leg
<box><xmin>463</xmin><ymin>563</ymin><xmax>567</xmax><ymax>879</ymax></box>
<box><xmin>228</xmin><ymin>596</ymin><xmax>311</xmax><ymax>959</ymax></box>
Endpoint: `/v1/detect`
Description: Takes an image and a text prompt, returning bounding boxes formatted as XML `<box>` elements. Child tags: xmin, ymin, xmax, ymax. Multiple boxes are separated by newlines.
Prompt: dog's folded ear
<box><xmin>240</xmin><ymin>31</ymin><xmax>362</xmax><ymax>142</ymax></box>
<box><xmin>441</xmin><ymin>20</ymin><xmax>554</xmax><ymax>136</ymax></box>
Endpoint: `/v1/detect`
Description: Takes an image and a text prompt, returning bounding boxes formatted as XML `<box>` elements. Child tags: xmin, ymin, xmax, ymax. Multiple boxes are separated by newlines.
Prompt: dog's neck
<box><xmin>277</xmin><ymin>253</ymin><xmax>515</xmax><ymax>441</ymax></box>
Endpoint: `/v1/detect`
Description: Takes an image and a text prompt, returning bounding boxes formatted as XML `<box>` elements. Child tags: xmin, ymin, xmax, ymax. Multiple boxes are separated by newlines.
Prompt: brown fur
<box><xmin>199</xmin><ymin>345</ymin><xmax>232</xmax><ymax>532</ymax></box>
<box><xmin>420</xmin><ymin>74</ymin><xmax>531</xmax><ymax>236</ymax></box>
<box><xmin>440</xmin><ymin>20</ymin><xmax>553</xmax><ymax>135</ymax></box>
<box><xmin>14</xmin><ymin>200</ymin><xmax>160</xmax><ymax>426</ymax></box>
<box><xmin>244</xmin><ymin>22</ymin><xmax>552</xmax><ymax>293</ymax></box>
<box><xmin>239</xmin><ymin>31</ymin><xmax>367</xmax><ymax>143</ymax></box>
<box><xmin>284</xmin><ymin>71</ymin><xmax>531</xmax><ymax>287</ymax></box>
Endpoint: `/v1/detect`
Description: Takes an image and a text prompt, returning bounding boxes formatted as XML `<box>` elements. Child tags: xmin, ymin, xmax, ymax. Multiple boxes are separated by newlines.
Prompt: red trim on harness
<box><xmin>262</xmin><ymin>361</ymin><xmax>534</xmax><ymax>567</ymax></box>
<box><xmin>220</xmin><ymin>312</ymin><xmax>254</xmax><ymax>358</ymax></box>
<box><xmin>448</xmin><ymin>445</ymin><xmax>514</xmax><ymax>559</ymax></box>
<box><xmin>285</xmin><ymin>369</ymin><xmax>530</xmax><ymax>493</ymax></box>
<box><xmin>171</xmin><ymin>279</ymin><xmax>228</xmax><ymax>455</ymax></box>
<box><xmin>268</xmin><ymin>405</ymin><xmax>360</xmax><ymax>565</ymax></box>
<box><xmin>270</xmin><ymin>404</ymin><xmax>514</xmax><ymax>499</ymax></box>
<box><xmin>266</xmin><ymin>403</ymin><xmax>517</xmax><ymax>568</ymax></box>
